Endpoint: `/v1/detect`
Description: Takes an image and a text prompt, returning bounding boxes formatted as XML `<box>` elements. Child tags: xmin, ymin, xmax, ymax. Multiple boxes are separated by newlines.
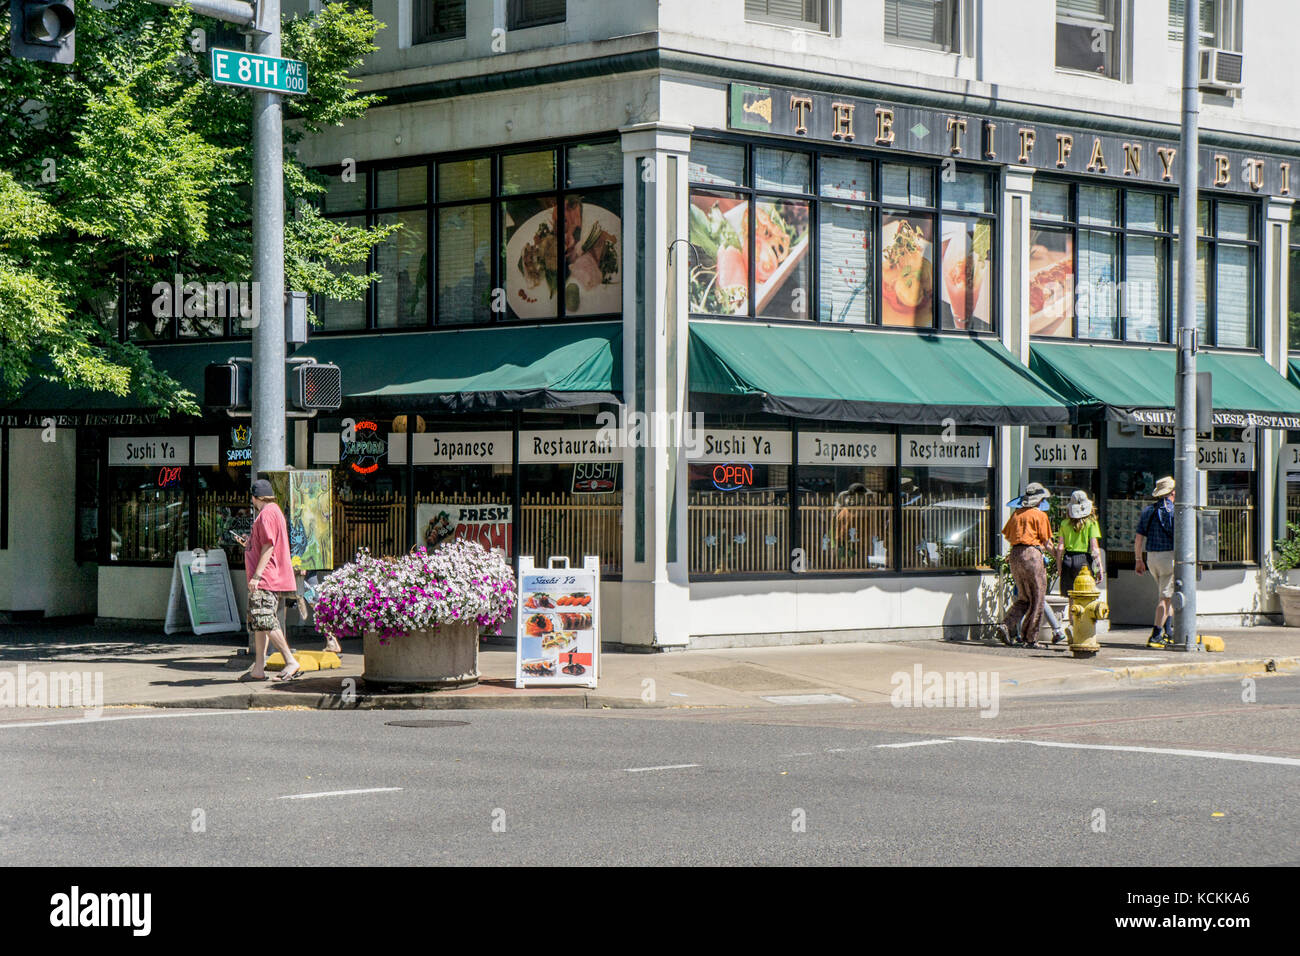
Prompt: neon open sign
<box><xmin>712</xmin><ymin>462</ymin><xmax>754</xmax><ymax>491</ymax></box>
<box><xmin>157</xmin><ymin>466</ymin><xmax>184</xmax><ymax>488</ymax></box>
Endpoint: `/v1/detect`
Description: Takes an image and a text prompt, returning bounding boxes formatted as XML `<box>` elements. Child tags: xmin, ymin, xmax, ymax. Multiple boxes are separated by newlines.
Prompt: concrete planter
<box><xmin>362</xmin><ymin>623</ymin><xmax>480</xmax><ymax>689</ymax></box>
<box><xmin>1276</xmin><ymin>585</ymin><xmax>1300</xmax><ymax>627</ymax></box>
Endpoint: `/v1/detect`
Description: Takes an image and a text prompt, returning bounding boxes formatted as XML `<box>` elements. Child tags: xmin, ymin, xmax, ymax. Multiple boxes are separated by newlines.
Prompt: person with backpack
<box><xmin>1134</xmin><ymin>476</ymin><xmax>1177</xmax><ymax>649</ymax></box>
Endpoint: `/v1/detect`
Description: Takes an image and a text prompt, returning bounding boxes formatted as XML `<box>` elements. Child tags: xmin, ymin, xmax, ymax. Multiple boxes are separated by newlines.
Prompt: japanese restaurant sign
<box><xmin>109</xmin><ymin>437</ymin><xmax>190</xmax><ymax>467</ymax></box>
<box><xmin>1028</xmin><ymin>437</ymin><xmax>1098</xmax><ymax>469</ymax></box>
<box><xmin>518</xmin><ymin>429</ymin><xmax>619</xmax><ymax>463</ymax></box>
<box><xmin>728</xmin><ymin>83</ymin><xmax>1298</xmax><ymax>197</ymax></box>
<box><xmin>798</xmin><ymin>432</ymin><xmax>895</xmax><ymax>467</ymax></box>
<box><xmin>1282</xmin><ymin>444</ymin><xmax>1300</xmax><ymax>472</ymax></box>
<box><xmin>900</xmin><ymin>435</ymin><xmax>992</xmax><ymax>467</ymax></box>
<box><xmin>516</xmin><ymin>555</ymin><xmax>599</xmax><ymax>689</ymax></box>
<box><xmin>403</xmin><ymin>431</ymin><xmax>513</xmax><ymax>466</ymax></box>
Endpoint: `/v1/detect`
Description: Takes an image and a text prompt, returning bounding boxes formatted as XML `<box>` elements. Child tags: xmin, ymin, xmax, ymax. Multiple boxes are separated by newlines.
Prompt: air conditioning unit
<box><xmin>1199</xmin><ymin>48</ymin><xmax>1244</xmax><ymax>94</ymax></box>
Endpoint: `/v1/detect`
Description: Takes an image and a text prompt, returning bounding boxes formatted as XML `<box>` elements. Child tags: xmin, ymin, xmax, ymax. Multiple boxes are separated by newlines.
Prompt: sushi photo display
<box><xmin>516</xmin><ymin>568</ymin><xmax>599</xmax><ymax>687</ymax></box>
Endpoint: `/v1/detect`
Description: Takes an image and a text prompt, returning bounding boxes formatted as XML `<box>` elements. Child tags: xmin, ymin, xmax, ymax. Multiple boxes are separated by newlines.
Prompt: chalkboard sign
<box><xmin>164</xmin><ymin>549</ymin><xmax>243</xmax><ymax>636</ymax></box>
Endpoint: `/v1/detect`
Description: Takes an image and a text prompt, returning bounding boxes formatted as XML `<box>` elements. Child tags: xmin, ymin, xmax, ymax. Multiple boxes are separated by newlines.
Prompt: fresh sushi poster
<box><xmin>515</xmin><ymin>556</ymin><xmax>599</xmax><ymax>688</ymax></box>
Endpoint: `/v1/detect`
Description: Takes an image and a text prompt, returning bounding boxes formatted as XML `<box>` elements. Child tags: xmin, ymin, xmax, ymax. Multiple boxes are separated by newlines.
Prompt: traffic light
<box><xmin>204</xmin><ymin>360</ymin><xmax>251</xmax><ymax>412</ymax></box>
<box><xmin>293</xmin><ymin>362</ymin><xmax>342</xmax><ymax>412</ymax></box>
<box><xmin>10</xmin><ymin>0</ymin><xmax>75</xmax><ymax>63</ymax></box>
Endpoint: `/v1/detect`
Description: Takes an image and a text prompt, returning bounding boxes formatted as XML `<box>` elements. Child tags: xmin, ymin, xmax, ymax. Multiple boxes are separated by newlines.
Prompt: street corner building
<box><xmin>7</xmin><ymin>0</ymin><xmax>1300</xmax><ymax>649</ymax></box>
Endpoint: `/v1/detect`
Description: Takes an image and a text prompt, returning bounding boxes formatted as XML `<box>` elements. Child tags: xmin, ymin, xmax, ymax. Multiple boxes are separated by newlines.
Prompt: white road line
<box><xmin>951</xmin><ymin>736</ymin><xmax>1300</xmax><ymax>767</ymax></box>
<box><xmin>0</xmin><ymin>710</ymin><xmax>266</xmax><ymax>729</ymax></box>
<box><xmin>279</xmin><ymin>787</ymin><xmax>404</xmax><ymax>800</ymax></box>
<box><xmin>778</xmin><ymin>752</ymin><xmax>817</xmax><ymax>757</ymax></box>
<box><xmin>876</xmin><ymin>739</ymin><xmax>954</xmax><ymax>749</ymax></box>
<box><xmin>622</xmin><ymin>763</ymin><xmax>701</xmax><ymax>773</ymax></box>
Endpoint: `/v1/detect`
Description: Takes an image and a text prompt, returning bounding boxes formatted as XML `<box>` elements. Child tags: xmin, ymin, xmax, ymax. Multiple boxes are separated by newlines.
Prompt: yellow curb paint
<box><xmin>1212</xmin><ymin>812</ymin><xmax>1225</xmax><ymax>817</ymax></box>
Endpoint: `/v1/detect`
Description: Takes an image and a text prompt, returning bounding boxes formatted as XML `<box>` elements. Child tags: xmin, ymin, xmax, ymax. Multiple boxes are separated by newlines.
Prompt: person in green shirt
<box><xmin>1055</xmin><ymin>490</ymin><xmax>1103</xmax><ymax>596</ymax></box>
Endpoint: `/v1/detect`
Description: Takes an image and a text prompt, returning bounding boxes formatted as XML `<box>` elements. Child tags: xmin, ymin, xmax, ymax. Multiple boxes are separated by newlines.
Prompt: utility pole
<box><xmin>249</xmin><ymin>0</ymin><xmax>285</xmax><ymax>478</ymax></box>
<box><xmin>1174</xmin><ymin>0</ymin><xmax>1201</xmax><ymax>652</ymax></box>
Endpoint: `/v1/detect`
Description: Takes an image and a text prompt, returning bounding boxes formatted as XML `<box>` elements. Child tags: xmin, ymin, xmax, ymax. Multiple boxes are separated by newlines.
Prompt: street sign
<box><xmin>210</xmin><ymin>48</ymin><xmax>307</xmax><ymax>95</ymax></box>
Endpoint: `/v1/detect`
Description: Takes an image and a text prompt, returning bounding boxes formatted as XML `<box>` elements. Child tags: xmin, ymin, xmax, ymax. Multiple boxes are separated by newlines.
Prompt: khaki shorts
<box><xmin>1146</xmin><ymin>550</ymin><xmax>1175</xmax><ymax>599</ymax></box>
<box><xmin>247</xmin><ymin>589</ymin><xmax>284</xmax><ymax>632</ymax></box>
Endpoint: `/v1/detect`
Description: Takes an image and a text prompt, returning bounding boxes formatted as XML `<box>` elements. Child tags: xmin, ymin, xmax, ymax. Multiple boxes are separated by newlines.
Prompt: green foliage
<box><xmin>0</xmin><ymin>0</ymin><xmax>389</xmax><ymax>414</ymax></box>
<box><xmin>1273</xmin><ymin>521</ymin><xmax>1300</xmax><ymax>573</ymax></box>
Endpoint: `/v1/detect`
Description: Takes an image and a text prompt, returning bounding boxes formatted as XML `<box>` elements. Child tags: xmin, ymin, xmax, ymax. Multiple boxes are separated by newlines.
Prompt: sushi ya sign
<box><xmin>728</xmin><ymin>83</ymin><xmax>1297</xmax><ymax>197</ymax></box>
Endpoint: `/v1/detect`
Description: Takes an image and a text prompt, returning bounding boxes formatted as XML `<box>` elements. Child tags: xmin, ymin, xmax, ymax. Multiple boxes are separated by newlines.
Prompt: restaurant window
<box><xmin>194</xmin><ymin>444</ymin><xmax>251</xmax><ymax>570</ymax></box>
<box><xmin>745</xmin><ymin>0</ymin><xmax>833</xmax><ymax>32</ymax></box>
<box><xmin>688</xmin><ymin>141</ymin><xmax>995</xmax><ymax>332</ymax></box>
<box><xmin>314</xmin><ymin>139</ymin><xmax>622</xmax><ymax>330</ymax></box>
<box><xmin>1102</xmin><ymin>421</ymin><xmax>1256</xmax><ymax>567</ymax></box>
<box><xmin>1026</xmin><ymin>423</ymin><xmax>1099</xmax><ymax>554</ymax></box>
<box><xmin>508</xmin><ymin>0</ymin><xmax>565</xmax><ymax>30</ymax></box>
<box><xmin>1056</xmin><ymin>0</ymin><xmax>1120</xmax><ymax>80</ymax></box>
<box><xmin>315</xmin><ymin>415</ymin><xmax>409</xmax><ymax>565</ymax></box>
<box><xmin>796</xmin><ymin>425</ymin><xmax>895</xmax><ymax>573</ymax></box>
<box><xmin>413</xmin><ymin>0</ymin><xmax>465</xmax><ymax>44</ymax></box>
<box><xmin>688</xmin><ymin>418</ymin><xmax>791</xmax><ymax>576</ymax></box>
<box><xmin>106</xmin><ymin>435</ymin><xmax>194</xmax><ymax>564</ymax></box>
<box><xmin>1168</xmin><ymin>0</ymin><xmax>1240</xmax><ymax>50</ymax></box>
<box><xmin>899</xmin><ymin>427</ymin><xmax>994</xmax><ymax>570</ymax></box>
<box><xmin>1289</xmin><ymin>204</ymin><xmax>1300</xmax><ymax>352</ymax></box>
<box><xmin>518</xmin><ymin>413</ymin><xmax>623</xmax><ymax>577</ymax></box>
<box><xmin>885</xmin><ymin>0</ymin><xmax>960</xmax><ymax>53</ymax></box>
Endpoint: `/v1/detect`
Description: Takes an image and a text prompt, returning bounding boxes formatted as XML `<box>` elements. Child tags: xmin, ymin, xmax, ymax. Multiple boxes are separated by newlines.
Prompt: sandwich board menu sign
<box><xmin>164</xmin><ymin>549</ymin><xmax>242</xmax><ymax>636</ymax></box>
<box><xmin>515</xmin><ymin>555</ymin><xmax>599</xmax><ymax>689</ymax></box>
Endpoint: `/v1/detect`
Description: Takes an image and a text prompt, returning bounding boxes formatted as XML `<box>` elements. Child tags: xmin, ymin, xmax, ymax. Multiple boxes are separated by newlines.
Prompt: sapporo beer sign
<box><xmin>728</xmin><ymin>83</ymin><xmax>1298</xmax><ymax>198</ymax></box>
<box><xmin>342</xmin><ymin>420</ymin><xmax>387</xmax><ymax>475</ymax></box>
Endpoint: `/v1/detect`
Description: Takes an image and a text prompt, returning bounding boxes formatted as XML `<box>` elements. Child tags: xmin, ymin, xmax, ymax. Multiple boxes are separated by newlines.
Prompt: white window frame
<box><xmin>883</xmin><ymin>0</ymin><xmax>964</xmax><ymax>54</ymax></box>
<box><xmin>1055</xmin><ymin>0</ymin><xmax>1123</xmax><ymax>81</ymax></box>
<box><xmin>744</xmin><ymin>0</ymin><xmax>836</xmax><ymax>34</ymax></box>
<box><xmin>1169</xmin><ymin>0</ymin><xmax>1242</xmax><ymax>52</ymax></box>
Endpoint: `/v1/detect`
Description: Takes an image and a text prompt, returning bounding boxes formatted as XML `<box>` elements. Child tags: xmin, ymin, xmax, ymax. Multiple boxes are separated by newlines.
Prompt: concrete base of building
<box><xmin>688</xmin><ymin>625</ymin><xmax>978</xmax><ymax>649</ymax></box>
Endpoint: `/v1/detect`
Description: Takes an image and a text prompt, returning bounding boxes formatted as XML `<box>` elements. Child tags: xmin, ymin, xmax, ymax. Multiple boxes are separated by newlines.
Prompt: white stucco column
<box><xmin>999</xmin><ymin>164</ymin><xmax>1035</xmax><ymax>533</ymax></box>
<box><xmin>618</xmin><ymin>122</ymin><xmax>692</xmax><ymax>649</ymax></box>
<box><xmin>1265</xmin><ymin>195</ymin><xmax>1295</xmax><ymax>608</ymax></box>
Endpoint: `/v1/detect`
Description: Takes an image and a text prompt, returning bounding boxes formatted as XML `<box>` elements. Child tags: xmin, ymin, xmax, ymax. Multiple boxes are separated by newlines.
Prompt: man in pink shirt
<box><xmin>235</xmin><ymin>478</ymin><xmax>302</xmax><ymax>682</ymax></box>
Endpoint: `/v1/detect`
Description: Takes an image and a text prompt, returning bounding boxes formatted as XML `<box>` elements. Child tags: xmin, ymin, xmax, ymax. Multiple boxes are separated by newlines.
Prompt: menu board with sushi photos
<box><xmin>515</xmin><ymin>555</ymin><xmax>599</xmax><ymax>689</ymax></box>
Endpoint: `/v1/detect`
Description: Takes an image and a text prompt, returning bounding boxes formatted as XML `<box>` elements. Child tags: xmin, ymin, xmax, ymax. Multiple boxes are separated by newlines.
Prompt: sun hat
<box><xmin>1020</xmin><ymin>482</ymin><xmax>1051</xmax><ymax>508</ymax></box>
<box><xmin>1067</xmin><ymin>490</ymin><xmax>1093</xmax><ymax>519</ymax></box>
<box><xmin>1152</xmin><ymin>476</ymin><xmax>1175</xmax><ymax>499</ymax></box>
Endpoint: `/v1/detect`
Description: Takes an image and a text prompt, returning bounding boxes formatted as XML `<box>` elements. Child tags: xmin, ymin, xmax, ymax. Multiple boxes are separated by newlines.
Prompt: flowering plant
<box><xmin>313</xmin><ymin>539</ymin><xmax>516</xmax><ymax>644</ymax></box>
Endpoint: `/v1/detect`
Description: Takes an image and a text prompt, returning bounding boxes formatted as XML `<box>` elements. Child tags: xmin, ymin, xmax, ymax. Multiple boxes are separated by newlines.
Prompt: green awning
<box><xmin>689</xmin><ymin>320</ymin><xmax>1070</xmax><ymax>425</ymax></box>
<box><xmin>1032</xmin><ymin>343</ymin><xmax>1300</xmax><ymax>429</ymax></box>
<box><xmin>1288</xmin><ymin>358</ymin><xmax>1300</xmax><ymax>391</ymax></box>
<box><xmin>0</xmin><ymin>323</ymin><xmax>622</xmax><ymax>422</ymax></box>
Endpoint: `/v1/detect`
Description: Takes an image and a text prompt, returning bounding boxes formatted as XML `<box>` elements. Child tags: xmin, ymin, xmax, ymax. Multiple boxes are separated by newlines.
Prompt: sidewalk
<box><xmin>0</xmin><ymin>619</ymin><xmax>1294</xmax><ymax>713</ymax></box>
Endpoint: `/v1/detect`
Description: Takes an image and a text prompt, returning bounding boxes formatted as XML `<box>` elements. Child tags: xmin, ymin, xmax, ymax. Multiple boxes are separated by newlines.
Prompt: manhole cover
<box><xmin>384</xmin><ymin>719</ymin><xmax>470</xmax><ymax>728</ymax></box>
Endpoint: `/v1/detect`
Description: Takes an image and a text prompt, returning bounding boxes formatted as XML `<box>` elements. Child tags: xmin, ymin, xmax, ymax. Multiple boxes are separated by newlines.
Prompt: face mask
<box><xmin>1163</xmin><ymin>497</ymin><xmax>1174</xmax><ymax>512</ymax></box>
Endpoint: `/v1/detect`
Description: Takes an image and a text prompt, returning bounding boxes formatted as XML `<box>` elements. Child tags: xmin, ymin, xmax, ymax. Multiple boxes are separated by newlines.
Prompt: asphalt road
<box><xmin>1</xmin><ymin>673</ymin><xmax>1296</xmax><ymax>866</ymax></box>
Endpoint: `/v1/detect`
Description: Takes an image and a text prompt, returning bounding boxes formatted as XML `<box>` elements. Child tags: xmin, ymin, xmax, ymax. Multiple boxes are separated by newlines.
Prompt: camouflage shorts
<box><xmin>247</xmin><ymin>589</ymin><xmax>284</xmax><ymax>632</ymax></box>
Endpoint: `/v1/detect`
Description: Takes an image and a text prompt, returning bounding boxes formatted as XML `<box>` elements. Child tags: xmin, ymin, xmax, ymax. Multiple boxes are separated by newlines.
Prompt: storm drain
<box><xmin>384</xmin><ymin>719</ymin><xmax>470</xmax><ymax>728</ymax></box>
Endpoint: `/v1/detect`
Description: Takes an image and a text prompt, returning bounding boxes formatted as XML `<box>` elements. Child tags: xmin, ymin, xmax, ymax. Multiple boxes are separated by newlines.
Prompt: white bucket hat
<box><xmin>1067</xmin><ymin>490</ymin><xmax>1093</xmax><ymax>520</ymax></box>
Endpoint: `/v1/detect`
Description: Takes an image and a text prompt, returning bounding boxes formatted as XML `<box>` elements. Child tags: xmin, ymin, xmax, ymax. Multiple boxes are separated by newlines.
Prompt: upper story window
<box><xmin>310</xmin><ymin>139</ymin><xmax>623</xmax><ymax>334</ymax></box>
<box><xmin>688</xmin><ymin>140</ymin><xmax>997</xmax><ymax>332</ymax></box>
<box><xmin>744</xmin><ymin>0</ymin><xmax>834</xmax><ymax>33</ymax></box>
<box><xmin>1056</xmin><ymin>0</ymin><xmax>1120</xmax><ymax>79</ymax></box>
<box><xmin>413</xmin><ymin>0</ymin><xmax>466</xmax><ymax>45</ymax></box>
<box><xmin>884</xmin><ymin>0</ymin><xmax>961</xmax><ymax>53</ymax></box>
<box><xmin>1030</xmin><ymin>178</ymin><xmax>1258</xmax><ymax>350</ymax></box>
<box><xmin>1289</xmin><ymin>204</ymin><xmax>1300</xmax><ymax>351</ymax></box>
<box><xmin>508</xmin><ymin>0</ymin><xmax>565</xmax><ymax>31</ymax></box>
<box><xmin>1169</xmin><ymin>0</ymin><xmax>1241</xmax><ymax>51</ymax></box>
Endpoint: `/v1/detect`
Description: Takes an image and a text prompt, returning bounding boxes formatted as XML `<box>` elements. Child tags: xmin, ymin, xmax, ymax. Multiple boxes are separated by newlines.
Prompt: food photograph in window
<box><xmin>689</xmin><ymin>192</ymin><xmax>750</xmax><ymax>315</ymax></box>
<box><xmin>939</xmin><ymin>219</ymin><xmax>992</xmax><ymax>331</ymax></box>
<box><xmin>561</xmin><ymin>190</ymin><xmax>622</xmax><ymax>316</ymax></box>
<box><xmin>881</xmin><ymin>214</ymin><xmax>935</xmax><ymax>327</ymax></box>
<box><xmin>1028</xmin><ymin>228</ymin><xmax>1075</xmax><ymax>336</ymax></box>
<box><xmin>754</xmin><ymin>198</ymin><xmax>810</xmax><ymax>319</ymax></box>
<box><xmin>503</xmin><ymin>196</ymin><xmax>560</xmax><ymax>319</ymax></box>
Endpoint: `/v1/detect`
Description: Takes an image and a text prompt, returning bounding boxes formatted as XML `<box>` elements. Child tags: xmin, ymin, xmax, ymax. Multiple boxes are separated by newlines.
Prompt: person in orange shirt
<box><xmin>998</xmin><ymin>482</ymin><xmax>1055</xmax><ymax>648</ymax></box>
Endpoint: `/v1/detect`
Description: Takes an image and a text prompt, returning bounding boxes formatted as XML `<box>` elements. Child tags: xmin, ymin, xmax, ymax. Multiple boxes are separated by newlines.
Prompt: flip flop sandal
<box><xmin>275</xmin><ymin>666</ymin><xmax>303</xmax><ymax>682</ymax></box>
<box><xmin>237</xmin><ymin>672</ymin><xmax>269</xmax><ymax>683</ymax></box>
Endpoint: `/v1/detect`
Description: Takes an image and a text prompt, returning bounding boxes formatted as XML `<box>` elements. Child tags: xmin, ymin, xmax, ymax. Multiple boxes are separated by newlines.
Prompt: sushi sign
<box><xmin>516</xmin><ymin>555</ymin><xmax>600</xmax><ymax>689</ymax></box>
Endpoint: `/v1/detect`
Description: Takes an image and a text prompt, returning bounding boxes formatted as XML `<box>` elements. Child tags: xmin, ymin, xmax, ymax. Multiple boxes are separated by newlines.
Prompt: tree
<box><xmin>0</xmin><ymin>0</ymin><xmax>393</xmax><ymax>415</ymax></box>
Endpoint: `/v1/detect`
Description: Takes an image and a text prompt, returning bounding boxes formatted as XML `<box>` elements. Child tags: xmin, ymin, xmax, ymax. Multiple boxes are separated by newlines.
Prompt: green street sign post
<box><xmin>210</xmin><ymin>48</ymin><xmax>308</xmax><ymax>96</ymax></box>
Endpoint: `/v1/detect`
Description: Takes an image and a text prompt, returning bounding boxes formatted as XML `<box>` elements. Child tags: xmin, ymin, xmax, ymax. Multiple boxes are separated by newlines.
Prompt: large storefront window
<box><xmin>899</xmin><ymin>428</ymin><xmax>994</xmax><ymax>570</ymax></box>
<box><xmin>106</xmin><ymin>435</ymin><xmax>195</xmax><ymax>563</ymax></box>
<box><xmin>312</xmin><ymin>140</ymin><xmax>622</xmax><ymax>332</ymax></box>
<box><xmin>1030</xmin><ymin>178</ymin><xmax>1258</xmax><ymax>347</ymax></box>
<box><xmin>688</xmin><ymin>141</ymin><xmax>996</xmax><ymax>332</ymax></box>
<box><xmin>316</xmin><ymin>415</ymin><xmax>408</xmax><ymax>564</ymax></box>
<box><xmin>1103</xmin><ymin>422</ymin><xmax>1256</xmax><ymax>567</ymax></box>
<box><xmin>796</xmin><ymin>427</ymin><xmax>894</xmax><ymax>573</ymax></box>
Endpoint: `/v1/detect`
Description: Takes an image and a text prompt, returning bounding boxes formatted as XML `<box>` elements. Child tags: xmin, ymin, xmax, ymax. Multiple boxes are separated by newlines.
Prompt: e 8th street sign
<box><xmin>210</xmin><ymin>49</ymin><xmax>308</xmax><ymax>96</ymax></box>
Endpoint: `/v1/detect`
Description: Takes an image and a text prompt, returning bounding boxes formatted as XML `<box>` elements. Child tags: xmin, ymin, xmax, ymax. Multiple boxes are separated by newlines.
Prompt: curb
<box><xmin>1003</xmin><ymin>655</ymin><xmax>1299</xmax><ymax>695</ymax></box>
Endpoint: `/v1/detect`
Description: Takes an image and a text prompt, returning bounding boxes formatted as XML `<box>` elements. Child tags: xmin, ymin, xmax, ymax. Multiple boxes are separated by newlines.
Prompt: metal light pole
<box><xmin>249</xmin><ymin>0</ymin><xmax>285</xmax><ymax>477</ymax></box>
<box><xmin>1174</xmin><ymin>0</ymin><xmax>1201</xmax><ymax>652</ymax></box>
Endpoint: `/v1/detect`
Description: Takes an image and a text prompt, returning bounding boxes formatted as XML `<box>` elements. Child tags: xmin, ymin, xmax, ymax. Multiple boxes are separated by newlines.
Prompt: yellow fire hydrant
<box><xmin>1067</xmin><ymin>565</ymin><xmax>1109</xmax><ymax>658</ymax></box>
